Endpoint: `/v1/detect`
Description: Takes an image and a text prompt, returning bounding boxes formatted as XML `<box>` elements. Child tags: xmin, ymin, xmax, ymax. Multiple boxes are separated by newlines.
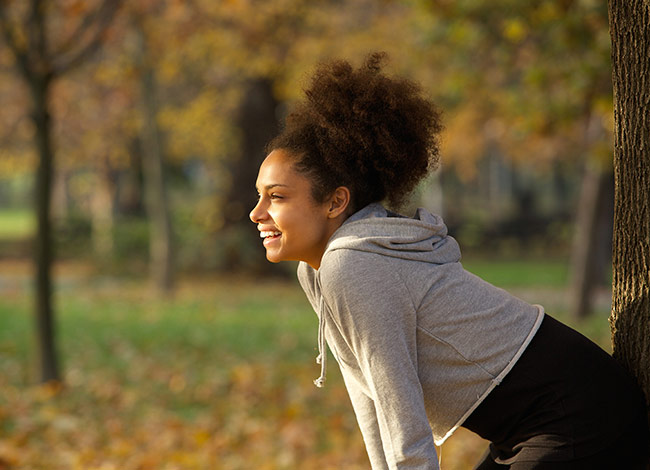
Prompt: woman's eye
<box><xmin>270</xmin><ymin>193</ymin><xmax>283</xmax><ymax>200</ymax></box>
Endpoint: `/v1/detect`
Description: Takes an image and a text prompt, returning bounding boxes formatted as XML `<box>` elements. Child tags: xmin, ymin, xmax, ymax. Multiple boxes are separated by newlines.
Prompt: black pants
<box><xmin>473</xmin><ymin>415</ymin><xmax>649</xmax><ymax>470</ymax></box>
<box><xmin>463</xmin><ymin>315</ymin><xmax>649</xmax><ymax>469</ymax></box>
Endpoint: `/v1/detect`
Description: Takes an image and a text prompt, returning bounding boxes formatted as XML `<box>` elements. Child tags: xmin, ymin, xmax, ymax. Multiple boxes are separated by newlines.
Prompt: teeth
<box><xmin>260</xmin><ymin>231</ymin><xmax>281</xmax><ymax>238</ymax></box>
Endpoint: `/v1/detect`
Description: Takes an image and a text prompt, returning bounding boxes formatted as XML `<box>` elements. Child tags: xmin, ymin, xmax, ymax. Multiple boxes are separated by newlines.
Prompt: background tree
<box><xmin>133</xmin><ymin>10</ymin><xmax>174</xmax><ymax>293</ymax></box>
<box><xmin>608</xmin><ymin>0</ymin><xmax>650</xmax><ymax>434</ymax></box>
<box><xmin>0</xmin><ymin>0</ymin><xmax>122</xmax><ymax>383</ymax></box>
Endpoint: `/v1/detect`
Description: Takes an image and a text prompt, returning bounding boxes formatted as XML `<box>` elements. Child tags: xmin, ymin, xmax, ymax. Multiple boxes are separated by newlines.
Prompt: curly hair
<box><xmin>267</xmin><ymin>52</ymin><xmax>443</xmax><ymax>212</ymax></box>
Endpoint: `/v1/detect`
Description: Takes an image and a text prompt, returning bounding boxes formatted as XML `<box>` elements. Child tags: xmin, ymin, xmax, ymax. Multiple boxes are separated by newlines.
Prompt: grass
<box><xmin>0</xmin><ymin>273</ymin><xmax>372</xmax><ymax>469</ymax></box>
<box><xmin>462</xmin><ymin>257</ymin><xmax>569</xmax><ymax>288</ymax></box>
<box><xmin>0</xmin><ymin>259</ymin><xmax>613</xmax><ymax>469</ymax></box>
<box><xmin>0</xmin><ymin>209</ymin><xmax>34</xmax><ymax>239</ymax></box>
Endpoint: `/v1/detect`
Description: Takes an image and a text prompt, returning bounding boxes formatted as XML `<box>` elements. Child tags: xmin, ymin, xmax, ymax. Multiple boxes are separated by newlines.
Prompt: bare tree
<box><xmin>0</xmin><ymin>0</ymin><xmax>123</xmax><ymax>383</ymax></box>
<box><xmin>608</xmin><ymin>0</ymin><xmax>650</xmax><ymax>440</ymax></box>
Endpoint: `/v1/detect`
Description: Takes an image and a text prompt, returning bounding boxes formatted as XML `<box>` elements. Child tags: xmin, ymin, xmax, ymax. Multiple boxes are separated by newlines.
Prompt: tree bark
<box><xmin>608</xmin><ymin>0</ymin><xmax>650</xmax><ymax>438</ymax></box>
<box><xmin>30</xmin><ymin>73</ymin><xmax>61</xmax><ymax>384</ymax></box>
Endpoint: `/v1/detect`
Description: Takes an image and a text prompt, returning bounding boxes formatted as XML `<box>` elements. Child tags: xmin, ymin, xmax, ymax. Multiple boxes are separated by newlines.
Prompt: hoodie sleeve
<box><xmin>342</xmin><ymin>372</ymin><xmax>390</xmax><ymax>470</ymax></box>
<box><xmin>320</xmin><ymin>249</ymin><xmax>439</xmax><ymax>470</ymax></box>
<box><xmin>299</xmin><ymin>261</ymin><xmax>389</xmax><ymax>468</ymax></box>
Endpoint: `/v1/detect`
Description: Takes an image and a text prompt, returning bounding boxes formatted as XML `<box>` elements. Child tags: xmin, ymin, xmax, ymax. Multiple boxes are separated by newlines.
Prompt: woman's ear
<box><xmin>327</xmin><ymin>186</ymin><xmax>351</xmax><ymax>218</ymax></box>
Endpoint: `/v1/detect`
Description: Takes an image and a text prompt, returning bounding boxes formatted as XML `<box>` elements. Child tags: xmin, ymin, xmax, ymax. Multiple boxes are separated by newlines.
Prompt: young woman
<box><xmin>249</xmin><ymin>53</ymin><xmax>649</xmax><ymax>470</ymax></box>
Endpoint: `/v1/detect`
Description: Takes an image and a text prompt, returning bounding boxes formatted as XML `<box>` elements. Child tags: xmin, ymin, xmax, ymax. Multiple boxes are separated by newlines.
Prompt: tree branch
<box><xmin>55</xmin><ymin>0</ymin><xmax>111</xmax><ymax>60</ymax></box>
<box><xmin>51</xmin><ymin>0</ymin><xmax>123</xmax><ymax>77</ymax></box>
<box><xmin>29</xmin><ymin>0</ymin><xmax>46</xmax><ymax>59</ymax></box>
<box><xmin>0</xmin><ymin>2</ymin><xmax>33</xmax><ymax>79</ymax></box>
<box><xmin>28</xmin><ymin>0</ymin><xmax>55</xmax><ymax>80</ymax></box>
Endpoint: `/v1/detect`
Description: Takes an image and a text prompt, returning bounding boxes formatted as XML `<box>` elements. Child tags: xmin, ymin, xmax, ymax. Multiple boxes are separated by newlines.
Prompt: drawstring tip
<box><xmin>313</xmin><ymin>377</ymin><xmax>326</xmax><ymax>388</ymax></box>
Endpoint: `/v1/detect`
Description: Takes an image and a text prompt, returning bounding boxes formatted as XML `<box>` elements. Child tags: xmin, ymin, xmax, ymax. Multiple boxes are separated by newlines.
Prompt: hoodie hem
<box><xmin>433</xmin><ymin>305</ymin><xmax>546</xmax><ymax>446</ymax></box>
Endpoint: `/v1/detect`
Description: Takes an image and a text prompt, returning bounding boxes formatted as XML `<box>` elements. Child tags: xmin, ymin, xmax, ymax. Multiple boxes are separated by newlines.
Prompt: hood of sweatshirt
<box><xmin>307</xmin><ymin>203</ymin><xmax>461</xmax><ymax>388</ymax></box>
<box><xmin>324</xmin><ymin>203</ymin><xmax>461</xmax><ymax>265</ymax></box>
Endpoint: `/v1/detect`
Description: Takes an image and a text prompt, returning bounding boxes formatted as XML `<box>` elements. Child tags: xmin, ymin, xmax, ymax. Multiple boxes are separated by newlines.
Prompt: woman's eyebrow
<box><xmin>258</xmin><ymin>183</ymin><xmax>290</xmax><ymax>191</ymax></box>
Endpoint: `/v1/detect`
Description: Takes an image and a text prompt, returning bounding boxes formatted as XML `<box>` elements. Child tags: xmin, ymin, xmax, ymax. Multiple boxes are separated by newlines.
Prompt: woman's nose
<box><xmin>249</xmin><ymin>199</ymin><xmax>264</xmax><ymax>223</ymax></box>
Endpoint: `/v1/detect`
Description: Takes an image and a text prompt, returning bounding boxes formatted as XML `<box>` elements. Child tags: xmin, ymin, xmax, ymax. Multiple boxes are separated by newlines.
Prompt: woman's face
<box><xmin>249</xmin><ymin>149</ymin><xmax>346</xmax><ymax>269</ymax></box>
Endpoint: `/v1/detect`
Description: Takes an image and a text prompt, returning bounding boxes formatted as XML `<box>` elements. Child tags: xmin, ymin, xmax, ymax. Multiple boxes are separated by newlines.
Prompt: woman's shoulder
<box><xmin>319</xmin><ymin>247</ymin><xmax>398</xmax><ymax>293</ymax></box>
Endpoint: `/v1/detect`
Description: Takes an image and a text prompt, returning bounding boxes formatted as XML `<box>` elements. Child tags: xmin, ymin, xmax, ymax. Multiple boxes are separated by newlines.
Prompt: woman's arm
<box><xmin>342</xmin><ymin>372</ymin><xmax>390</xmax><ymax>469</ymax></box>
<box><xmin>321</xmin><ymin>250</ymin><xmax>439</xmax><ymax>469</ymax></box>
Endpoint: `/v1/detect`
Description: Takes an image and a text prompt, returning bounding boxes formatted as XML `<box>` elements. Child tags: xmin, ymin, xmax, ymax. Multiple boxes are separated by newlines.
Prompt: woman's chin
<box><xmin>264</xmin><ymin>250</ymin><xmax>283</xmax><ymax>264</ymax></box>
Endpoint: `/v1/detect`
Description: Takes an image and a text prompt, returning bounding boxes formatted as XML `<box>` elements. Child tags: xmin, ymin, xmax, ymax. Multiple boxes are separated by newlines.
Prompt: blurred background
<box><xmin>0</xmin><ymin>0</ymin><xmax>616</xmax><ymax>468</ymax></box>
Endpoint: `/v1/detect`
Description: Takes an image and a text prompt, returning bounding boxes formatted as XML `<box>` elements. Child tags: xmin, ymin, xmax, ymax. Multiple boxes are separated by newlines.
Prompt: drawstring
<box><xmin>313</xmin><ymin>291</ymin><xmax>328</xmax><ymax>387</ymax></box>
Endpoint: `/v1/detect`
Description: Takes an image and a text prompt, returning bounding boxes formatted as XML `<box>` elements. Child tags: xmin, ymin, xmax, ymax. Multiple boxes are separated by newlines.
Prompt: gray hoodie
<box><xmin>297</xmin><ymin>203</ymin><xmax>544</xmax><ymax>470</ymax></box>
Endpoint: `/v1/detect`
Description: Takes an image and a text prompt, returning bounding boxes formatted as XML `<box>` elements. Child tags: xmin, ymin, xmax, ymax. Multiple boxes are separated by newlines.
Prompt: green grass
<box><xmin>0</xmin><ymin>209</ymin><xmax>34</xmax><ymax>239</ymax></box>
<box><xmin>0</xmin><ymin>278</ymin><xmax>320</xmax><ymax>387</ymax></box>
<box><xmin>0</xmin><ymin>257</ymin><xmax>603</xmax><ymax>386</ymax></box>
<box><xmin>462</xmin><ymin>257</ymin><xmax>569</xmax><ymax>288</ymax></box>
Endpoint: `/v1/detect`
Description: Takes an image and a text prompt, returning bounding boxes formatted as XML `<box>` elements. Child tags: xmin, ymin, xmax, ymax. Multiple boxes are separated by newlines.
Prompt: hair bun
<box><xmin>269</xmin><ymin>52</ymin><xmax>443</xmax><ymax>211</ymax></box>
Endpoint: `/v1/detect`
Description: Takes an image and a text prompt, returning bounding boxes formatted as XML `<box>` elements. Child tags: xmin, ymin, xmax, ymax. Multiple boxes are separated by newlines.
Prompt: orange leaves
<box><xmin>0</xmin><ymin>441</ymin><xmax>19</xmax><ymax>470</ymax></box>
<box><xmin>158</xmin><ymin>89</ymin><xmax>240</xmax><ymax>163</ymax></box>
<box><xmin>60</xmin><ymin>0</ymin><xmax>93</xmax><ymax>18</ymax></box>
<box><xmin>0</xmin><ymin>276</ymin><xmax>366</xmax><ymax>469</ymax></box>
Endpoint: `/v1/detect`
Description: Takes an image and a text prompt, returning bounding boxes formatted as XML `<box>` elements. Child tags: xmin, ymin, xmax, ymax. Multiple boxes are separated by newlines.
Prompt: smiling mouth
<box><xmin>260</xmin><ymin>231</ymin><xmax>282</xmax><ymax>243</ymax></box>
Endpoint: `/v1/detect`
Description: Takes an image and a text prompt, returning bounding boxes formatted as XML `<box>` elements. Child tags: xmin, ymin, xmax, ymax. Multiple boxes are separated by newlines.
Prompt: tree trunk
<box><xmin>117</xmin><ymin>139</ymin><xmax>146</xmax><ymax>217</ymax></box>
<box><xmin>1</xmin><ymin>0</ymin><xmax>123</xmax><ymax>386</ymax></box>
<box><xmin>608</xmin><ymin>0</ymin><xmax>650</xmax><ymax>439</ymax></box>
<box><xmin>136</xmin><ymin>25</ymin><xmax>174</xmax><ymax>293</ymax></box>
<box><xmin>221</xmin><ymin>77</ymin><xmax>280</xmax><ymax>273</ymax></box>
<box><xmin>569</xmin><ymin>164</ymin><xmax>613</xmax><ymax>319</ymax></box>
<box><xmin>30</xmin><ymin>73</ymin><xmax>60</xmax><ymax>384</ymax></box>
